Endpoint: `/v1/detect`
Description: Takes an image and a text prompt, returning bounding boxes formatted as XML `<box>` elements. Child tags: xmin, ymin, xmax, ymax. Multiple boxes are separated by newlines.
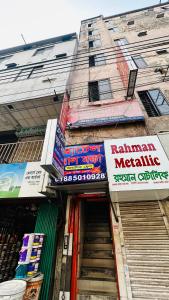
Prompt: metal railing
<box><xmin>0</xmin><ymin>140</ymin><xmax>44</xmax><ymax>164</ymax></box>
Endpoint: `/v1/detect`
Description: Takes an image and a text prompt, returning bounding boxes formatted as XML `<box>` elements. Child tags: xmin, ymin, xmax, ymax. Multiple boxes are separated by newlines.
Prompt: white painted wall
<box><xmin>0</xmin><ymin>39</ymin><xmax>77</xmax><ymax>104</ymax></box>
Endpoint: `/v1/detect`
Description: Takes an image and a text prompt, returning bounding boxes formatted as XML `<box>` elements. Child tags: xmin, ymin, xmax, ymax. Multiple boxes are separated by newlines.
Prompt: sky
<box><xmin>0</xmin><ymin>0</ymin><xmax>167</xmax><ymax>50</ymax></box>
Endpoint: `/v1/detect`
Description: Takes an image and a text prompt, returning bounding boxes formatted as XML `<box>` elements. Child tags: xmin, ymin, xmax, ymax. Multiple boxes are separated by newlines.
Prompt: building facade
<box><xmin>56</xmin><ymin>2</ymin><xmax>169</xmax><ymax>300</ymax></box>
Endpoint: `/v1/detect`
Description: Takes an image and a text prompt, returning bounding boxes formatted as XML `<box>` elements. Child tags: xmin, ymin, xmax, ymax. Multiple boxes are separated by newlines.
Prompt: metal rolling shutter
<box><xmin>119</xmin><ymin>201</ymin><xmax>169</xmax><ymax>300</ymax></box>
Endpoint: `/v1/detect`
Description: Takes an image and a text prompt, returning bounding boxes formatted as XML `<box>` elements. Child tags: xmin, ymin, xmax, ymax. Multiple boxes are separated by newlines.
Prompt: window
<box><xmin>33</xmin><ymin>46</ymin><xmax>53</xmax><ymax>56</ymax></box>
<box><xmin>89</xmin><ymin>79</ymin><xmax>112</xmax><ymax>101</ymax></box>
<box><xmin>6</xmin><ymin>63</ymin><xmax>17</xmax><ymax>69</ymax></box>
<box><xmin>114</xmin><ymin>38</ymin><xmax>128</xmax><ymax>46</ymax></box>
<box><xmin>138</xmin><ymin>89</ymin><xmax>169</xmax><ymax>117</ymax></box>
<box><xmin>156</xmin><ymin>13</ymin><xmax>164</xmax><ymax>18</ymax></box>
<box><xmin>89</xmin><ymin>54</ymin><xmax>106</xmax><ymax>67</ymax></box>
<box><xmin>89</xmin><ymin>41</ymin><xmax>94</xmax><ymax>48</ymax></box>
<box><xmin>15</xmin><ymin>65</ymin><xmax>43</xmax><ymax>81</ymax></box>
<box><xmin>138</xmin><ymin>31</ymin><xmax>147</xmax><ymax>37</ymax></box>
<box><xmin>120</xmin><ymin>15</ymin><xmax>126</xmax><ymax>19</ymax></box>
<box><xmin>105</xmin><ymin>20</ymin><xmax>113</xmax><ymax>27</ymax></box>
<box><xmin>127</xmin><ymin>20</ymin><xmax>134</xmax><ymax>25</ymax></box>
<box><xmin>55</xmin><ymin>53</ymin><xmax>67</xmax><ymax>59</ymax></box>
<box><xmin>161</xmin><ymin>6</ymin><xmax>169</xmax><ymax>11</ymax></box>
<box><xmin>109</xmin><ymin>27</ymin><xmax>119</xmax><ymax>33</ymax></box>
<box><xmin>89</xmin><ymin>40</ymin><xmax>101</xmax><ymax>48</ymax></box>
<box><xmin>88</xmin><ymin>23</ymin><xmax>92</xmax><ymax>28</ymax></box>
<box><xmin>88</xmin><ymin>31</ymin><xmax>93</xmax><ymax>36</ymax></box>
<box><xmin>132</xmin><ymin>55</ymin><xmax>147</xmax><ymax>68</ymax></box>
<box><xmin>156</xmin><ymin>49</ymin><xmax>168</xmax><ymax>55</ymax></box>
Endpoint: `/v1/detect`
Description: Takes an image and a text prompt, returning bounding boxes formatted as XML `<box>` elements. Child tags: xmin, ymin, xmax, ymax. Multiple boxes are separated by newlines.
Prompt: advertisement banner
<box><xmin>56</xmin><ymin>143</ymin><xmax>107</xmax><ymax>184</ymax></box>
<box><xmin>0</xmin><ymin>162</ymin><xmax>47</xmax><ymax>198</ymax></box>
<box><xmin>41</xmin><ymin>119</ymin><xmax>65</xmax><ymax>178</ymax></box>
<box><xmin>104</xmin><ymin>136</ymin><xmax>169</xmax><ymax>192</ymax></box>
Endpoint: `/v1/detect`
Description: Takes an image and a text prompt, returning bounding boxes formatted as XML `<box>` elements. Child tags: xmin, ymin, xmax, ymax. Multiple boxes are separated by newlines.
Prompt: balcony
<box><xmin>0</xmin><ymin>140</ymin><xmax>44</xmax><ymax>164</ymax></box>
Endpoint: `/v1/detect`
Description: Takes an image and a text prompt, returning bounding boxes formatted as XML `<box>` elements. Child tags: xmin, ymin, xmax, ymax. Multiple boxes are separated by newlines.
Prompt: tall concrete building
<box><xmin>57</xmin><ymin>2</ymin><xmax>169</xmax><ymax>300</ymax></box>
<box><xmin>0</xmin><ymin>33</ymin><xmax>77</xmax><ymax>299</ymax></box>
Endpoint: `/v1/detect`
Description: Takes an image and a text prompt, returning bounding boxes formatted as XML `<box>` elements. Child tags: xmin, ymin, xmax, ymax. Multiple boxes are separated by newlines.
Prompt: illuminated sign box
<box><xmin>41</xmin><ymin>119</ymin><xmax>65</xmax><ymax>178</ymax></box>
<box><xmin>55</xmin><ymin>143</ymin><xmax>107</xmax><ymax>184</ymax></box>
<box><xmin>104</xmin><ymin>136</ymin><xmax>169</xmax><ymax>200</ymax></box>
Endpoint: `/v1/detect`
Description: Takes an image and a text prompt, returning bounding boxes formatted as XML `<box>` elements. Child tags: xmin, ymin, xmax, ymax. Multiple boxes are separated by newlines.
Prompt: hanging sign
<box><xmin>104</xmin><ymin>135</ymin><xmax>169</xmax><ymax>192</ymax></box>
<box><xmin>41</xmin><ymin>119</ymin><xmax>65</xmax><ymax>178</ymax></box>
<box><xmin>56</xmin><ymin>143</ymin><xmax>107</xmax><ymax>184</ymax></box>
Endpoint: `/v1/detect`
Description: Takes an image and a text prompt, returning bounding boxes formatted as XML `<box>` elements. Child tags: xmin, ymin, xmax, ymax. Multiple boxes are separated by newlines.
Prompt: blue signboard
<box><xmin>55</xmin><ymin>143</ymin><xmax>107</xmax><ymax>184</ymax></box>
<box><xmin>52</xmin><ymin>123</ymin><xmax>65</xmax><ymax>177</ymax></box>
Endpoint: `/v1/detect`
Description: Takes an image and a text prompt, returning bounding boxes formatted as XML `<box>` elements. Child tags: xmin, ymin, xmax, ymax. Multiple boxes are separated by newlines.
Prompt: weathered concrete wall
<box><xmin>67</xmin><ymin>3</ymin><xmax>169</xmax><ymax>143</ymax></box>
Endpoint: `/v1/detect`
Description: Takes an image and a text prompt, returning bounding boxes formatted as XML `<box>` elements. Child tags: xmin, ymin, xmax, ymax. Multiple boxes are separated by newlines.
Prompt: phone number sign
<box><xmin>56</xmin><ymin>143</ymin><xmax>107</xmax><ymax>184</ymax></box>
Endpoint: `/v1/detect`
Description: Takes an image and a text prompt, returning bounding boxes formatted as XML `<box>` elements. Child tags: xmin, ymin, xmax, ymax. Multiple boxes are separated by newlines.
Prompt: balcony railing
<box><xmin>0</xmin><ymin>140</ymin><xmax>44</xmax><ymax>164</ymax></box>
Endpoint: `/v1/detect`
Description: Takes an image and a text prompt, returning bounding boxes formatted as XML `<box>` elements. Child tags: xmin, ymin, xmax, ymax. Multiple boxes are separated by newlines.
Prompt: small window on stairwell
<box><xmin>156</xmin><ymin>13</ymin><xmax>164</xmax><ymax>18</ymax></box>
<box><xmin>89</xmin><ymin>41</ymin><xmax>94</xmax><ymax>48</ymax></box>
<box><xmin>109</xmin><ymin>27</ymin><xmax>119</xmax><ymax>33</ymax></box>
<box><xmin>156</xmin><ymin>49</ymin><xmax>168</xmax><ymax>55</ymax></box>
<box><xmin>127</xmin><ymin>20</ymin><xmax>134</xmax><ymax>25</ymax></box>
<box><xmin>114</xmin><ymin>38</ymin><xmax>128</xmax><ymax>46</ymax></box>
<box><xmin>88</xmin><ymin>31</ymin><xmax>93</xmax><ymax>36</ymax></box>
<box><xmin>138</xmin><ymin>31</ymin><xmax>147</xmax><ymax>37</ymax></box>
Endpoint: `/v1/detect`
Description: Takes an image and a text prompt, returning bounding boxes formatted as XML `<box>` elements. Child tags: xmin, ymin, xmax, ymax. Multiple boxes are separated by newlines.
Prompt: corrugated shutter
<box><xmin>119</xmin><ymin>201</ymin><xmax>169</xmax><ymax>299</ymax></box>
<box><xmin>35</xmin><ymin>202</ymin><xmax>58</xmax><ymax>300</ymax></box>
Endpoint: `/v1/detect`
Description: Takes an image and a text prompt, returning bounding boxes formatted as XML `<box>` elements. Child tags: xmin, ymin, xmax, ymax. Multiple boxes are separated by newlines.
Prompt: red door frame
<box><xmin>70</xmin><ymin>199</ymin><xmax>80</xmax><ymax>300</ymax></box>
<box><xmin>70</xmin><ymin>193</ymin><xmax>120</xmax><ymax>300</ymax></box>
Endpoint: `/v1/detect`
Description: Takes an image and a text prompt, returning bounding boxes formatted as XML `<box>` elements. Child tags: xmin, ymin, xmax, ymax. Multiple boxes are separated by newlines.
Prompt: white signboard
<box><xmin>104</xmin><ymin>136</ymin><xmax>169</xmax><ymax>192</ymax></box>
<box><xmin>0</xmin><ymin>162</ymin><xmax>48</xmax><ymax>198</ymax></box>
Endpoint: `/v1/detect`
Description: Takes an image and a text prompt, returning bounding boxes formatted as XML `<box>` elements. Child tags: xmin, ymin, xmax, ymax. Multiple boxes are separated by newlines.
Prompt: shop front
<box><xmin>48</xmin><ymin>133</ymin><xmax>169</xmax><ymax>299</ymax></box>
<box><xmin>104</xmin><ymin>133</ymin><xmax>169</xmax><ymax>299</ymax></box>
<box><xmin>0</xmin><ymin>161</ymin><xmax>59</xmax><ymax>300</ymax></box>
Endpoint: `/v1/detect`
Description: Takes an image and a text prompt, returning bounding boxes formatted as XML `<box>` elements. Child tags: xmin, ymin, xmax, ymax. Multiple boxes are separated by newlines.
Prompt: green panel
<box><xmin>35</xmin><ymin>202</ymin><xmax>58</xmax><ymax>300</ymax></box>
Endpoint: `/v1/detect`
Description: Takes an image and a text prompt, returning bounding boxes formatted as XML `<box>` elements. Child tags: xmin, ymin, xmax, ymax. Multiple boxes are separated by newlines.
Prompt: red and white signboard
<box><xmin>104</xmin><ymin>136</ymin><xmax>169</xmax><ymax>193</ymax></box>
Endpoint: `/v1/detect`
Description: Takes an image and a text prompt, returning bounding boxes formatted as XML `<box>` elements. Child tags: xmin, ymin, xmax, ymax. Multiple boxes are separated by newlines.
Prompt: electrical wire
<box><xmin>0</xmin><ymin>35</ymin><xmax>168</xmax><ymax>79</ymax></box>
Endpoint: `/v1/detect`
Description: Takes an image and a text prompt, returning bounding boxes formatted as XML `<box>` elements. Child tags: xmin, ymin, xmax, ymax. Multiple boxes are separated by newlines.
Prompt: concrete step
<box><xmin>84</xmin><ymin>244</ymin><xmax>112</xmax><ymax>251</ymax></box>
<box><xmin>81</xmin><ymin>266</ymin><xmax>115</xmax><ymax>280</ymax></box>
<box><xmin>85</xmin><ymin>237</ymin><xmax>111</xmax><ymax>244</ymax></box>
<box><xmin>85</xmin><ymin>232</ymin><xmax>110</xmax><ymax>238</ymax></box>
<box><xmin>83</xmin><ymin>250</ymin><xmax>113</xmax><ymax>259</ymax></box>
<box><xmin>78</xmin><ymin>279</ymin><xmax>117</xmax><ymax>296</ymax></box>
<box><xmin>87</xmin><ymin>223</ymin><xmax>110</xmax><ymax>228</ymax></box>
<box><xmin>82</xmin><ymin>258</ymin><xmax>114</xmax><ymax>269</ymax></box>
<box><xmin>86</xmin><ymin>226</ymin><xmax>110</xmax><ymax>232</ymax></box>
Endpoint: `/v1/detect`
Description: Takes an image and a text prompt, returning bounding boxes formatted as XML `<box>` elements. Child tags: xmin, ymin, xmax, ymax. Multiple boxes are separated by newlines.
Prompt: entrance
<box><xmin>73</xmin><ymin>197</ymin><xmax>118</xmax><ymax>299</ymax></box>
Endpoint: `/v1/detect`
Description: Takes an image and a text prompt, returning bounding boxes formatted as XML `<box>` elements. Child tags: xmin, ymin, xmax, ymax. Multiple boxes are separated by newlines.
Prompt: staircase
<box><xmin>78</xmin><ymin>202</ymin><xmax>118</xmax><ymax>300</ymax></box>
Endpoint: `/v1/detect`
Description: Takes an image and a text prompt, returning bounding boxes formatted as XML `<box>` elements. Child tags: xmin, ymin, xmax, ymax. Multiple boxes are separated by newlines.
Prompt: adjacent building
<box><xmin>0</xmin><ymin>33</ymin><xmax>77</xmax><ymax>299</ymax></box>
